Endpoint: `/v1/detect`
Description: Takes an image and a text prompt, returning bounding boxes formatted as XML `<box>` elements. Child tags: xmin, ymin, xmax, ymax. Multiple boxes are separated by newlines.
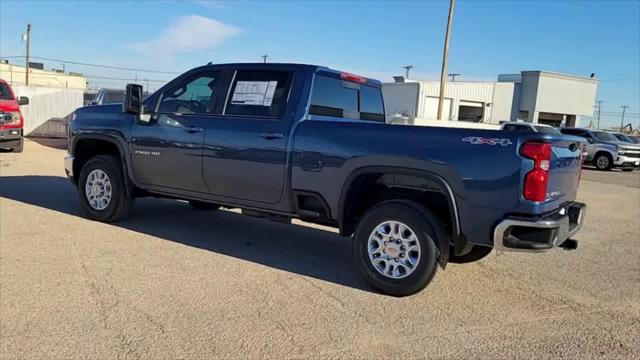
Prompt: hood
<box><xmin>0</xmin><ymin>99</ymin><xmax>19</xmax><ymax>112</ymax></box>
<box><xmin>600</xmin><ymin>140</ymin><xmax>640</xmax><ymax>150</ymax></box>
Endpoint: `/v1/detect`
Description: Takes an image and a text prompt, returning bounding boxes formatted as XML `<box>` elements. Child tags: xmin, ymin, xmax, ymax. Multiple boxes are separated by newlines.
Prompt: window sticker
<box><xmin>231</xmin><ymin>81</ymin><xmax>278</xmax><ymax>106</ymax></box>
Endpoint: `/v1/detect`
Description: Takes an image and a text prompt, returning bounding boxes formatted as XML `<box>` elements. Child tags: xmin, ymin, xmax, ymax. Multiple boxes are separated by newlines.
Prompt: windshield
<box><xmin>0</xmin><ymin>83</ymin><xmax>14</xmax><ymax>100</ymax></box>
<box><xmin>534</xmin><ymin>125</ymin><xmax>561</xmax><ymax>134</ymax></box>
<box><xmin>592</xmin><ymin>131</ymin><xmax>618</xmax><ymax>142</ymax></box>
<box><xmin>613</xmin><ymin>133</ymin><xmax>634</xmax><ymax>143</ymax></box>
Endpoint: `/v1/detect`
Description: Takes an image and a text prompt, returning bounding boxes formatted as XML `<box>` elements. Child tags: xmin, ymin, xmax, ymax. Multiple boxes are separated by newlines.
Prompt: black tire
<box><xmin>11</xmin><ymin>138</ymin><xmax>23</xmax><ymax>153</ymax></box>
<box><xmin>594</xmin><ymin>153</ymin><xmax>613</xmax><ymax>171</ymax></box>
<box><xmin>77</xmin><ymin>155</ymin><xmax>132</xmax><ymax>222</ymax></box>
<box><xmin>188</xmin><ymin>200</ymin><xmax>220</xmax><ymax>210</ymax></box>
<box><xmin>449</xmin><ymin>245</ymin><xmax>492</xmax><ymax>264</ymax></box>
<box><xmin>353</xmin><ymin>200</ymin><xmax>446</xmax><ymax>297</ymax></box>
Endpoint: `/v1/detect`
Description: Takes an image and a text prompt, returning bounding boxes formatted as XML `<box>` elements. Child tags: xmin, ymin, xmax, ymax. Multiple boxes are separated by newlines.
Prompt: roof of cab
<box><xmin>191</xmin><ymin>62</ymin><xmax>382</xmax><ymax>86</ymax></box>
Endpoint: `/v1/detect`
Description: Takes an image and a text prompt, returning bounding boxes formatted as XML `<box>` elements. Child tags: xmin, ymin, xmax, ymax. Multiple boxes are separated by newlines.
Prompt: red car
<box><xmin>0</xmin><ymin>79</ymin><xmax>29</xmax><ymax>152</ymax></box>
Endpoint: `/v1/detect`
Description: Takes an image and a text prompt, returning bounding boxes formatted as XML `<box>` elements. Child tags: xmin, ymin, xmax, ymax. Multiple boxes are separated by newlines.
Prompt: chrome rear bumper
<box><xmin>493</xmin><ymin>202</ymin><xmax>586</xmax><ymax>252</ymax></box>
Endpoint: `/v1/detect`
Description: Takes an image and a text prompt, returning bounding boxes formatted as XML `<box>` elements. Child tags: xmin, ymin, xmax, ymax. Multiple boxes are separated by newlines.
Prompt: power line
<box><xmin>2</xmin><ymin>55</ymin><xmax>181</xmax><ymax>74</ymax></box>
<box><xmin>1</xmin><ymin>69</ymin><xmax>169</xmax><ymax>83</ymax></box>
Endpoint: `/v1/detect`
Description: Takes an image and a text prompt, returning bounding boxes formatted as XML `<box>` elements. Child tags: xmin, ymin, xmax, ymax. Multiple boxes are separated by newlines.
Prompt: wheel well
<box><xmin>594</xmin><ymin>151</ymin><xmax>613</xmax><ymax>160</ymax></box>
<box><xmin>72</xmin><ymin>138</ymin><xmax>122</xmax><ymax>184</ymax></box>
<box><xmin>340</xmin><ymin>172</ymin><xmax>455</xmax><ymax>239</ymax></box>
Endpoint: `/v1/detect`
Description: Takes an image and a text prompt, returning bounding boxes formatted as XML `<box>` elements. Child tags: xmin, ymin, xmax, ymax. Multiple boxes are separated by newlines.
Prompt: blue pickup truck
<box><xmin>64</xmin><ymin>63</ymin><xmax>586</xmax><ymax>296</ymax></box>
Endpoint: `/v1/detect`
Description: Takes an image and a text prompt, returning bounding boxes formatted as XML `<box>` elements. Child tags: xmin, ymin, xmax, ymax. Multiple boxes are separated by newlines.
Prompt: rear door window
<box><xmin>225</xmin><ymin>70</ymin><xmax>293</xmax><ymax>118</ymax></box>
<box><xmin>310</xmin><ymin>75</ymin><xmax>384</xmax><ymax>122</ymax></box>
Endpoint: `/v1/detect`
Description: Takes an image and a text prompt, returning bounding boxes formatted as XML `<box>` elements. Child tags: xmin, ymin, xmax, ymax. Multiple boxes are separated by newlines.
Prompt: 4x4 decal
<box><xmin>462</xmin><ymin>136</ymin><xmax>513</xmax><ymax>147</ymax></box>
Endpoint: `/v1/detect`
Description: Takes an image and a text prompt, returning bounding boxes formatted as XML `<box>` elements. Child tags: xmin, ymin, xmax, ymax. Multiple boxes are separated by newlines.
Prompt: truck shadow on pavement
<box><xmin>0</xmin><ymin>175</ymin><xmax>373</xmax><ymax>293</ymax></box>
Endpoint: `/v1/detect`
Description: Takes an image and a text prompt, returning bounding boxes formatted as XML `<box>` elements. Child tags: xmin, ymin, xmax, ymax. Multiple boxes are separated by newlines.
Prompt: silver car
<box><xmin>560</xmin><ymin>128</ymin><xmax>640</xmax><ymax>171</ymax></box>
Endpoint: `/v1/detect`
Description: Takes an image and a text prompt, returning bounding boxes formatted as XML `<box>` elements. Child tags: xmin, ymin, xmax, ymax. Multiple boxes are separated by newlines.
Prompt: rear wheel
<box><xmin>78</xmin><ymin>155</ymin><xmax>132</xmax><ymax>222</ymax></box>
<box><xmin>594</xmin><ymin>153</ymin><xmax>613</xmax><ymax>171</ymax></box>
<box><xmin>353</xmin><ymin>201</ymin><xmax>445</xmax><ymax>297</ymax></box>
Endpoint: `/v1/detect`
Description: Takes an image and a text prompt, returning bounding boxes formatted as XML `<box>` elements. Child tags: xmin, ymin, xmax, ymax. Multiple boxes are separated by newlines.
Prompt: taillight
<box><xmin>521</xmin><ymin>142</ymin><xmax>552</xmax><ymax>202</ymax></box>
<box><xmin>340</xmin><ymin>72</ymin><xmax>367</xmax><ymax>84</ymax></box>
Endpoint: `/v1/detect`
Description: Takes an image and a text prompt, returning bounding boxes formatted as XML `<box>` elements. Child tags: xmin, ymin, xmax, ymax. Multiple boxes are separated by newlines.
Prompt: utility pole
<box><xmin>620</xmin><ymin>105</ymin><xmax>629</xmax><ymax>132</ymax></box>
<box><xmin>403</xmin><ymin>65</ymin><xmax>413</xmax><ymax>79</ymax></box>
<box><xmin>437</xmin><ymin>0</ymin><xmax>455</xmax><ymax>120</ymax></box>
<box><xmin>261</xmin><ymin>54</ymin><xmax>268</xmax><ymax>63</ymax></box>
<box><xmin>595</xmin><ymin>100</ymin><xmax>604</xmax><ymax>129</ymax></box>
<box><xmin>25</xmin><ymin>23</ymin><xmax>31</xmax><ymax>85</ymax></box>
<box><xmin>448</xmin><ymin>73</ymin><xmax>460</xmax><ymax>82</ymax></box>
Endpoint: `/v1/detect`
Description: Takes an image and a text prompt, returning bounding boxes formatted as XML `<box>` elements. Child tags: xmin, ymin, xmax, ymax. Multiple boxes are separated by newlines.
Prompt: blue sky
<box><xmin>1</xmin><ymin>0</ymin><xmax>638</xmax><ymax>127</ymax></box>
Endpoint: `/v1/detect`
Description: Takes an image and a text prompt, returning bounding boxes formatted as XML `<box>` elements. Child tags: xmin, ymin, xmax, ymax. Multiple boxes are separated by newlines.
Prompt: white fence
<box><xmin>12</xmin><ymin>85</ymin><xmax>84</xmax><ymax>137</ymax></box>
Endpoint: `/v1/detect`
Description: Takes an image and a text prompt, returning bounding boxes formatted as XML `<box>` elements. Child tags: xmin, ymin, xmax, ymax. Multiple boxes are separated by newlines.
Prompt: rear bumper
<box><xmin>0</xmin><ymin>128</ymin><xmax>23</xmax><ymax>148</ymax></box>
<box><xmin>493</xmin><ymin>202</ymin><xmax>586</xmax><ymax>252</ymax></box>
<box><xmin>64</xmin><ymin>154</ymin><xmax>75</xmax><ymax>182</ymax></box>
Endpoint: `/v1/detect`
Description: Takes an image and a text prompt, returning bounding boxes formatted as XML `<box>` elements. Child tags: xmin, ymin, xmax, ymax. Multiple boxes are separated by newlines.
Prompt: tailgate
<box><xmin>546</xmin><ymin>138</ymin><xmax>583</xmax><ymax>204</ymax></box>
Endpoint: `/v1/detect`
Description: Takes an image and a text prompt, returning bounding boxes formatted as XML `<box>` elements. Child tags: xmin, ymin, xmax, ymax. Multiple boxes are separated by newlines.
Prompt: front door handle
<box><xmin>260</xmin><ymin>132</ymin><xmax>284</xmax><ymax>140</ymax></box>
<box><xmin>184</xmin><ymin>126</ymin><xmax>203</xmax><ymax>133</ymax></box>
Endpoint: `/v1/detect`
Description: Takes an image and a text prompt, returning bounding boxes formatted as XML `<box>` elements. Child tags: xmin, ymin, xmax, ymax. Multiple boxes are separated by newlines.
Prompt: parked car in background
<box><xmin>89</xmin><ymin>88</ymin><xmax>125</xmax><ymax>106</ymax></box>
<box><xmin>89</xmin><ymin>88</ymin><xmax>149</xmax><ymax>106</ymax></box>
<box><xmin>0</xmin><ymin>79</ymin><xmax>29</xmax><ymax>152</ymax></box>
<box><xmin>501</xmin><ymin>122</ymin><xmax>588</xmax><ymax>160</ymax></box>
<box><xmin>500</xmin><ymin>121</ymin><xmax>561</xmax><ymax>135</ymax></box>
<box><xmin>64</xmin><ymin>63</ymin><xmax>587</xmax><ymax>296</ymax></box>
<box><xmin>610</xmin><ymin>131</ymin><xmax>637</xmax><ymax>144</ymax></box>
<box><xmin>560</xmin><ymin>128</ymin><xmax>640</xmax><ymax>171</ymax></box>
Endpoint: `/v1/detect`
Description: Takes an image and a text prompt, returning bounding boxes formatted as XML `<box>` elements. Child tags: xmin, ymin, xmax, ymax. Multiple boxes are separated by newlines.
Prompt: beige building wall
<box><xmin>0</xmin><ymin>63</ymin><xmax>87</xmax><ymax>90</ymax></box>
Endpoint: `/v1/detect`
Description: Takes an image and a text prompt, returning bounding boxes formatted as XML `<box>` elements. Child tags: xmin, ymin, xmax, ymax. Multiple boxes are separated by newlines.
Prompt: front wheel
<box><xmin>353</xmin><ymin>201</ymin><xmax>445</xmax><ymax>297</ymax></box>
<box><xmin>594</xmin><ymin>153</ymin><xmax>613</xmax><ymax>171</ymax></box>
<box><xmin>11</xmin><ymin>138</ymin><xmax>23</xmax><ymax>153</ymax></box>
<box><xmin>78</xmin><ymin>155</ymin><xmax>132</xmax><ymax>222</ymax></box>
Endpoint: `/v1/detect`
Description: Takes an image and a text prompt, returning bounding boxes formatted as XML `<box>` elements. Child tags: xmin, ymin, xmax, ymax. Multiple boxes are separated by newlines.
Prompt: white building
<box><xmin>382</xmin><ymin>70</ymin><xmax>598</xmax><ymax>128</ymax></box>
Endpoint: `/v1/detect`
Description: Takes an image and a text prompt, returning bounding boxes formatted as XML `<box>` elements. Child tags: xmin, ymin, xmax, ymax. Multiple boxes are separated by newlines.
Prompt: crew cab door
<box><xmin>201</xmin><ymin>69</ymin><xmax>298</xmax><ymax>204</ymax></box>
<box><xmin>130</xmin><ymin>70</ymin><xmax>232</xmax><ymax>193</ymax></box>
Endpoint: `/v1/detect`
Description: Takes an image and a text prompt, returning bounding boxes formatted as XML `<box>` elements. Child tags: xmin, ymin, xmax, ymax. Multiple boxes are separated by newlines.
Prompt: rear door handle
<box><xmin>260</xmin><ymin>132</ymin><xmax>284</xmax><ymax>140</ymax></box>
<box><xmin>184</xmin><ymin>126</ymin><xmax>203</xmax><ymax>133</ymax></box>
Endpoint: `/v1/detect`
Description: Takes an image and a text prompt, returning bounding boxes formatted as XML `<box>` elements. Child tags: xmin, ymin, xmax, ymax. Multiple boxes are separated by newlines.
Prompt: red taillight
<box><xmin>340</xmin><ymin>72</ymin><xmax>367</xmax><ymax>84</ymax></box>
<box><xmin>521</xmin><ymin>142</ymin><xmax>551</xmax><ymax>202</ymax></box>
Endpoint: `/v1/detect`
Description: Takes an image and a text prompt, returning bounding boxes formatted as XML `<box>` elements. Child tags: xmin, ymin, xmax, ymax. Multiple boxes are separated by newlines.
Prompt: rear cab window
<box><xmin>502</xmin><ymin>124</ymin><xmax>532</xmax><ymax>132</ymax></box>
<box><xmin>309</xmin><ymin>73</ymin><xmax>384</xmax><ymax>122</ymax></box>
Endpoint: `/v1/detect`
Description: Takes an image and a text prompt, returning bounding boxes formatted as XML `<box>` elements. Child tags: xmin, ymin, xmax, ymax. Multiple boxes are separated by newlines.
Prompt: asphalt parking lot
<box><xmin>1</xmin><ymin>139</ymin><xmax>639</xmax><ymax>359</ymax></box>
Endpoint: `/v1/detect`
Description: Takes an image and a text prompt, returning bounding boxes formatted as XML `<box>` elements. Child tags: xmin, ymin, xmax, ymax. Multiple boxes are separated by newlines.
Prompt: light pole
<box><xmin>448</xmin><ymin>73</ymin><xmax>460</xmax><ymax>82</ymax></box>
<box><xmin>261</xmin><ymin>54</ymin><xmax>268</xmax><ymax>63</ymax></box>
<box><xmin>620</xmin><ymin>105</ymin><xmax>629</xmax><ymax>132</ymax></box>
<box><xmin>403</xmin><ymin>65</ymin><xmax>413</xmax><ymax>79</ymax></box>
<box><xmin>595</xmin><ymin>100</ymin><xmax>604</xmax><ymax>129</ymax></box>
<box><xmin>437</xmin><ymin>0</ymin><xmax>455</xmax><ymax>120</ymax></box>
<box><xmin>24</xmin><ymin>23</ymin><xmax>31</xmax><ymax>85</ymax></box>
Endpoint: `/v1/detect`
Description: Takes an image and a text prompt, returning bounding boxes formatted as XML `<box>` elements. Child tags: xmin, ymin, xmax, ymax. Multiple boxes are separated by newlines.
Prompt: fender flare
<box><xmin>71</xmin><ymin>133</ymin><xmax>136</xmax><ymax>196</ymax></box>
<box><xmin>338</xmin><ymin>166</ymin><xmax>462</xmax><ymax>241</ymax></box>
